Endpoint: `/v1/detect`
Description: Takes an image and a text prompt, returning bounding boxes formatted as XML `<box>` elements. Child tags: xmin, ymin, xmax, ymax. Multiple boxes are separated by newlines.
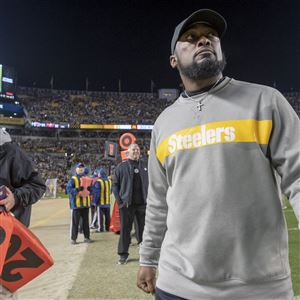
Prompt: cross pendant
<box><xmin>197</xmin><ymin>102</ymin><xmax>204</xmax><ymax>111</ymax></box>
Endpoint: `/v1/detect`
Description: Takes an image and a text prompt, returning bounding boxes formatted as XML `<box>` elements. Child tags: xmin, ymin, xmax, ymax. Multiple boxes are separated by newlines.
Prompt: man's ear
<box><xmin>170</xmin><ymin>54</ymin><xmax>177</xmax><ymax>69</ymax></box>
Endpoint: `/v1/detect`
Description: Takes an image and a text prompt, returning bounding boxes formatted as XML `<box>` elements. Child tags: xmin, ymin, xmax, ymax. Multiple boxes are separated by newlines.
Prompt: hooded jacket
<box><xmin>0</xmin><ymin>140</ymin><xmax>46</xmax><ymax>227</ymax></box>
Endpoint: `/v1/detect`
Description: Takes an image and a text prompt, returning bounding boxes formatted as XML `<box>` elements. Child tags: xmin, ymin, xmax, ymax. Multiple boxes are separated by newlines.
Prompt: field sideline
<box><xmin>285</xmin><ymin>203</ymin><xmax>300</xmax><ymax>295</ymax></box>
<box><xmin>69</xmin><ymin>199</ymin><xmax>300</xmax><ymax>299</ymax></box>
<box><xmin>16</xmin><ymin>196</ymin><xmax>299</xmax><ymax>299</ymax></box>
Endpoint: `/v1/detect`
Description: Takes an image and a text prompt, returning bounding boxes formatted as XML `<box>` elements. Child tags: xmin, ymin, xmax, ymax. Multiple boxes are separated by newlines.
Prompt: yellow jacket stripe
<box><xmin>97</xmin><ymin>179</ymin><xmax>112</xmax><ymax>206</ymax></box>
<box><xmin>156</xmin><ymin>119</ymin><xmax>272</xmax><ymax>165</ymax></box>
<box><xmin>72</xmin><ymin>176</ymin><xmax>90</xmax><ymax>208</ymax></box>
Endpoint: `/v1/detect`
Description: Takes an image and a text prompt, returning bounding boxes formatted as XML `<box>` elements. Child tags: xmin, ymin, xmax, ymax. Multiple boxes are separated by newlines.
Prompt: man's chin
<box><xmin>194</xmin><ymin>56</ymin><xmax>216</xmax><ymax>67</ymax></box>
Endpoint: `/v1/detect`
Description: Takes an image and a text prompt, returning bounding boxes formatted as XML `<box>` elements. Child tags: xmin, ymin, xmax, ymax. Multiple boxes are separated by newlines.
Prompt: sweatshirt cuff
<box><xmin>139</xmin><ymin>244</ymin><xmax>161</xmax><ymax>266</ymax></box>
<box><xmin>139</xmin><ymin>263</ymin><xmax>158</xmax><ymax>268</ymax></box>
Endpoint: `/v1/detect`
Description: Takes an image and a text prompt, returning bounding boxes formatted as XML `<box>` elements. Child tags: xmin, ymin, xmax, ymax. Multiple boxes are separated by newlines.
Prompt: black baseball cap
<box><xmin>171</xmin><ymin>9</ymin><xmax>227</xmax><ymax>54</ymax></box>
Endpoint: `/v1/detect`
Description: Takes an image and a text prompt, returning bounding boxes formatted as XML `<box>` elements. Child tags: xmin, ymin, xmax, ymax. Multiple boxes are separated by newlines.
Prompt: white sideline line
<box><xmin>288</xmin><ymin>228</ymin><xmax>299</xmax><ymax>231</ymax></box>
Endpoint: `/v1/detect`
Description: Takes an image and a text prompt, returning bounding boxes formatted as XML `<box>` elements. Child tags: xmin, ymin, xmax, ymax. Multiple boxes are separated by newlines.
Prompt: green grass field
<box><xmin>66</xmin><ymin>199</ymin><xmax>299</xmax><ymax>299</ymax></box>
<box><xmin>285</xmin><ymin>201</ymin><xmax>300</xmax><ymax>295</ymax></box>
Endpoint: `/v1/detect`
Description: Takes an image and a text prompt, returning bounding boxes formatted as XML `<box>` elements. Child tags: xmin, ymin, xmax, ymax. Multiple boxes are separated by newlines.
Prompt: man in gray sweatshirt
<box><xmin>137</xmin><ymin>9</ymin><xmax>300</xmax><ymax>300</ymax></box>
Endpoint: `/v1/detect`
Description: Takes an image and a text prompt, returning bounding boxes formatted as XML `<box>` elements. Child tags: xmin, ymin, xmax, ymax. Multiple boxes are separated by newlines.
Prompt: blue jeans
<box><xmin>155</xmin><ymin>287</ymin><xmax>188</xmax><ymax>300</ymax></box>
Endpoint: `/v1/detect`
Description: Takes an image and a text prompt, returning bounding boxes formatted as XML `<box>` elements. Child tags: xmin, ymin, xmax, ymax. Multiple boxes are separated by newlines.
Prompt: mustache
<box><xmin>194</xmin><ymin>48</ymin><xmax>216</xmax><ymax>58</ymax></box>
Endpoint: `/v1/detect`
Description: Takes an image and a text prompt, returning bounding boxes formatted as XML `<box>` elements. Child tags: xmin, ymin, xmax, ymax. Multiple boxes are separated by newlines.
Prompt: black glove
<box><xmin>79</xmin><ymin>186</ymin><xmax>84</xmax><ymax>191</ymax></box>
<box><xmin>87</xmin><ymin>186</ymin><xmax>92</xmax><ymax>192</ymax></box>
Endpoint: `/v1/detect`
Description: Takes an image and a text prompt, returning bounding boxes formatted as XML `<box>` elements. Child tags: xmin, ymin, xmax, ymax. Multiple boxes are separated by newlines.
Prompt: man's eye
<box><xmin>186</xmin><ymin>34</ymin><xmax>195</xmax><ymax>41</ymax></box>
<box><xmin>208</xmin><ymin>32</ymin><xmax>219</xmax><ymax>39</ymax></box>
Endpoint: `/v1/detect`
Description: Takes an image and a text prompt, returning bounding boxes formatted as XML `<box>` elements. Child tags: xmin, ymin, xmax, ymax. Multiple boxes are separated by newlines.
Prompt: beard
<box><xmin>176</xmin><ymin>53</ymin><xmax>226</xmax><ymax>80</ymax></box>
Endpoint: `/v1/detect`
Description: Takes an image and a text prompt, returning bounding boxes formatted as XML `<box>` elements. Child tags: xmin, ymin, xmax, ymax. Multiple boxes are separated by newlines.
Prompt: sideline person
<box><xmin>91</xmin><ymin>168</ymin><xmax>112</xmax><ymax>232</ymax></box>
<box><xmin>0</xmin><ymin>128</ymin><xmax>46</xmax><ymax>299</ymax></box>
<box><xmin>137</xmin><ymin>9</ymin><xmax>300</xmax><ymax>300</ymax></box>
<box><xmin>66</xmin><ymin>163</ymin><xmax>92</xmax><ymax>244</ymax></box>
<box><xmin>112</xmin><ymin>143</ymin><xmax>149</xmax><ymax>265</ymax></box>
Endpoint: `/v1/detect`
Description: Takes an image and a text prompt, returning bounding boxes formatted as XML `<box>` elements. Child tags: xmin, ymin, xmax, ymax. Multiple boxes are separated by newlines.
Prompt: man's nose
<box><xmin>197</xmin><ymin>36</ymin><xmax>211</xmax><ymax>47</ymax></box>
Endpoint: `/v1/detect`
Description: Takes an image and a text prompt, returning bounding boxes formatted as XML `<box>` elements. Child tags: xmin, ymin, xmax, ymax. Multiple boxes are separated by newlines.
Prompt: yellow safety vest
<box><xmin>97</xmin><ymin>178</ymin><xmax>112</xmax><ymax>206</ymax></box>
<box><xmin>72</xmin><ymin>176</ymin><xmax>91</xmax><ymax>208</ymax></box>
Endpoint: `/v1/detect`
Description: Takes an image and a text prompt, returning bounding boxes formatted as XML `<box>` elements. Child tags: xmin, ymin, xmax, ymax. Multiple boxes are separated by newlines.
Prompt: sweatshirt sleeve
<box><xmin>269</xmin><ymin>90</ymin><xmax>300</xmax><ymax>224</ymax></box>
<box><xmin>139</xmin><ymin>127</ymin><xmax>169</xmax><ymax>267</ymax></box>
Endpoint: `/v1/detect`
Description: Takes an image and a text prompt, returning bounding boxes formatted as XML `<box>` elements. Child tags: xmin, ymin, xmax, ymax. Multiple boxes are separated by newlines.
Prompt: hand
<box><xmin>137</xmin><ymin>266</ymin><xmax>156</xmax><ymax>295</ymax></box>
<box><xmin>79</xmin><ymin>186</ymin><xmax>84</xmax><ymax>191</ymax></box>
<box><xmin>118</xmin><ymin>201</ymin><xmax>127</xmax><ymax>209</ymax></box>
<box><xmin>0</xmin><ymin>187</ymin><xmax>16</xmax><ymax>212</ymax></box>
<box><xmin>87</xmin><ymin>186</ymin><xmax>91</xmax><ymax>192</ymax></box>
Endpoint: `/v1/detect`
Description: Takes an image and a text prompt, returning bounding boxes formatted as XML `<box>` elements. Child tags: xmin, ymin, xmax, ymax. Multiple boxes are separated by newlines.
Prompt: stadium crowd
<box><xmin>3</xmin><ymin>87</ymin><xmax>299</xmax><ymax>193</ymax></box>
<box><xmin>12</xmin><ymin>132</ymin><xmax>151</xmax><ymax>192</ymax></box>
<box><xmin>285</xmin><ymin>92</ymin><xmax>300</xmax><ymax>116</ymax></box>
<box><xmin>17</xmin><ymin>86</ymin><xmax>169</xmax><ymax>126</ymax></box>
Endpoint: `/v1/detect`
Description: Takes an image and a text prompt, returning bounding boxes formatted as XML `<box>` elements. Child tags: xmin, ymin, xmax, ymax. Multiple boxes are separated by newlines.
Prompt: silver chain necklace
<box><xmin>184</xmin><ymin>77</ymin><xmax>223</xmax><ymax>111</ymax></box>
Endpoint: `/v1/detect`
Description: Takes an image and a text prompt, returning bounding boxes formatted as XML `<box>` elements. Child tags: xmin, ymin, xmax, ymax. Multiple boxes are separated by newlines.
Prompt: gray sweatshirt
<box><xmin>139</xmin><ymin>77</ymin><xmax>300</xmax><ymax>299</ymax></box>
<box><xmin>0</xmin><ymin>128</ymin><xmax>12</xmax><ymax>146</ymax></box>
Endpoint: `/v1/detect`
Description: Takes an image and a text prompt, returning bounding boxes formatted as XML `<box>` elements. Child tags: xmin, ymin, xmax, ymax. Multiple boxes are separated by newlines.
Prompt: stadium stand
<box><xmin>17</xmin><ymin>87</ymin><xmax>169</xmax><ymax>126</ymax></box>
<box><xmin>12</xmin><ymin>130</ymin><xmax>150</xmax><ymax>192</ymax></box>
<box><xmin>4</xmin><ymin>87</ymin><xmax>300</xmax><ymax>192</ymax></box>
<box><xmin>285</xmin><ymin>92</ymin><xmax>300</xmax><ymax>117</ymax></box>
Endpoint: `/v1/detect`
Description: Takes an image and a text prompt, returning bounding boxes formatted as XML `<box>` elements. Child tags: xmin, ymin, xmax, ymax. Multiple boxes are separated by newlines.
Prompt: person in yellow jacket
<box><xmin>91</xmin><ymin>168</ymin><xmax>112</xmax><ymax>232</ymax></box>
<box><xmin>66</xmin><ymin>163</ymin><xmax>93</xmax><ymax>244</ymax></box>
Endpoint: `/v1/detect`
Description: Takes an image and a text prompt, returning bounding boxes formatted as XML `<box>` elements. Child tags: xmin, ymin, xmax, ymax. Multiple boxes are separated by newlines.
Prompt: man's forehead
<box><xmin>129</xmin><ymin>144</ymin><xmax>140</xmax><ymax>150</ymax></box>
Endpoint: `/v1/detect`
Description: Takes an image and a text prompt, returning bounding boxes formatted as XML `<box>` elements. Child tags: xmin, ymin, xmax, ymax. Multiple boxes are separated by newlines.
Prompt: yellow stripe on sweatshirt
<box><xmin>156</xmin><ymin>119</ymin><xmax>272</xmax><ymax>164</ymax></box>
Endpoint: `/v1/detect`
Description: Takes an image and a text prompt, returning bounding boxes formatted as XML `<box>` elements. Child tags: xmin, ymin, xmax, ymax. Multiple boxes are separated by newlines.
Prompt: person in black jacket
<box><xmin>0</xmin><ymin>128</ymin><xmax>46</xmax><ymax>298</ymax></box>
<box><xmin>112</xmin><ymin>143</ymin><xmax>149</xmax><ymax>265</ymax></box>
<box><xmin>0</xmin><ymin>129</ymin><xmax>46</xmax><ymax>226</ymax></box>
